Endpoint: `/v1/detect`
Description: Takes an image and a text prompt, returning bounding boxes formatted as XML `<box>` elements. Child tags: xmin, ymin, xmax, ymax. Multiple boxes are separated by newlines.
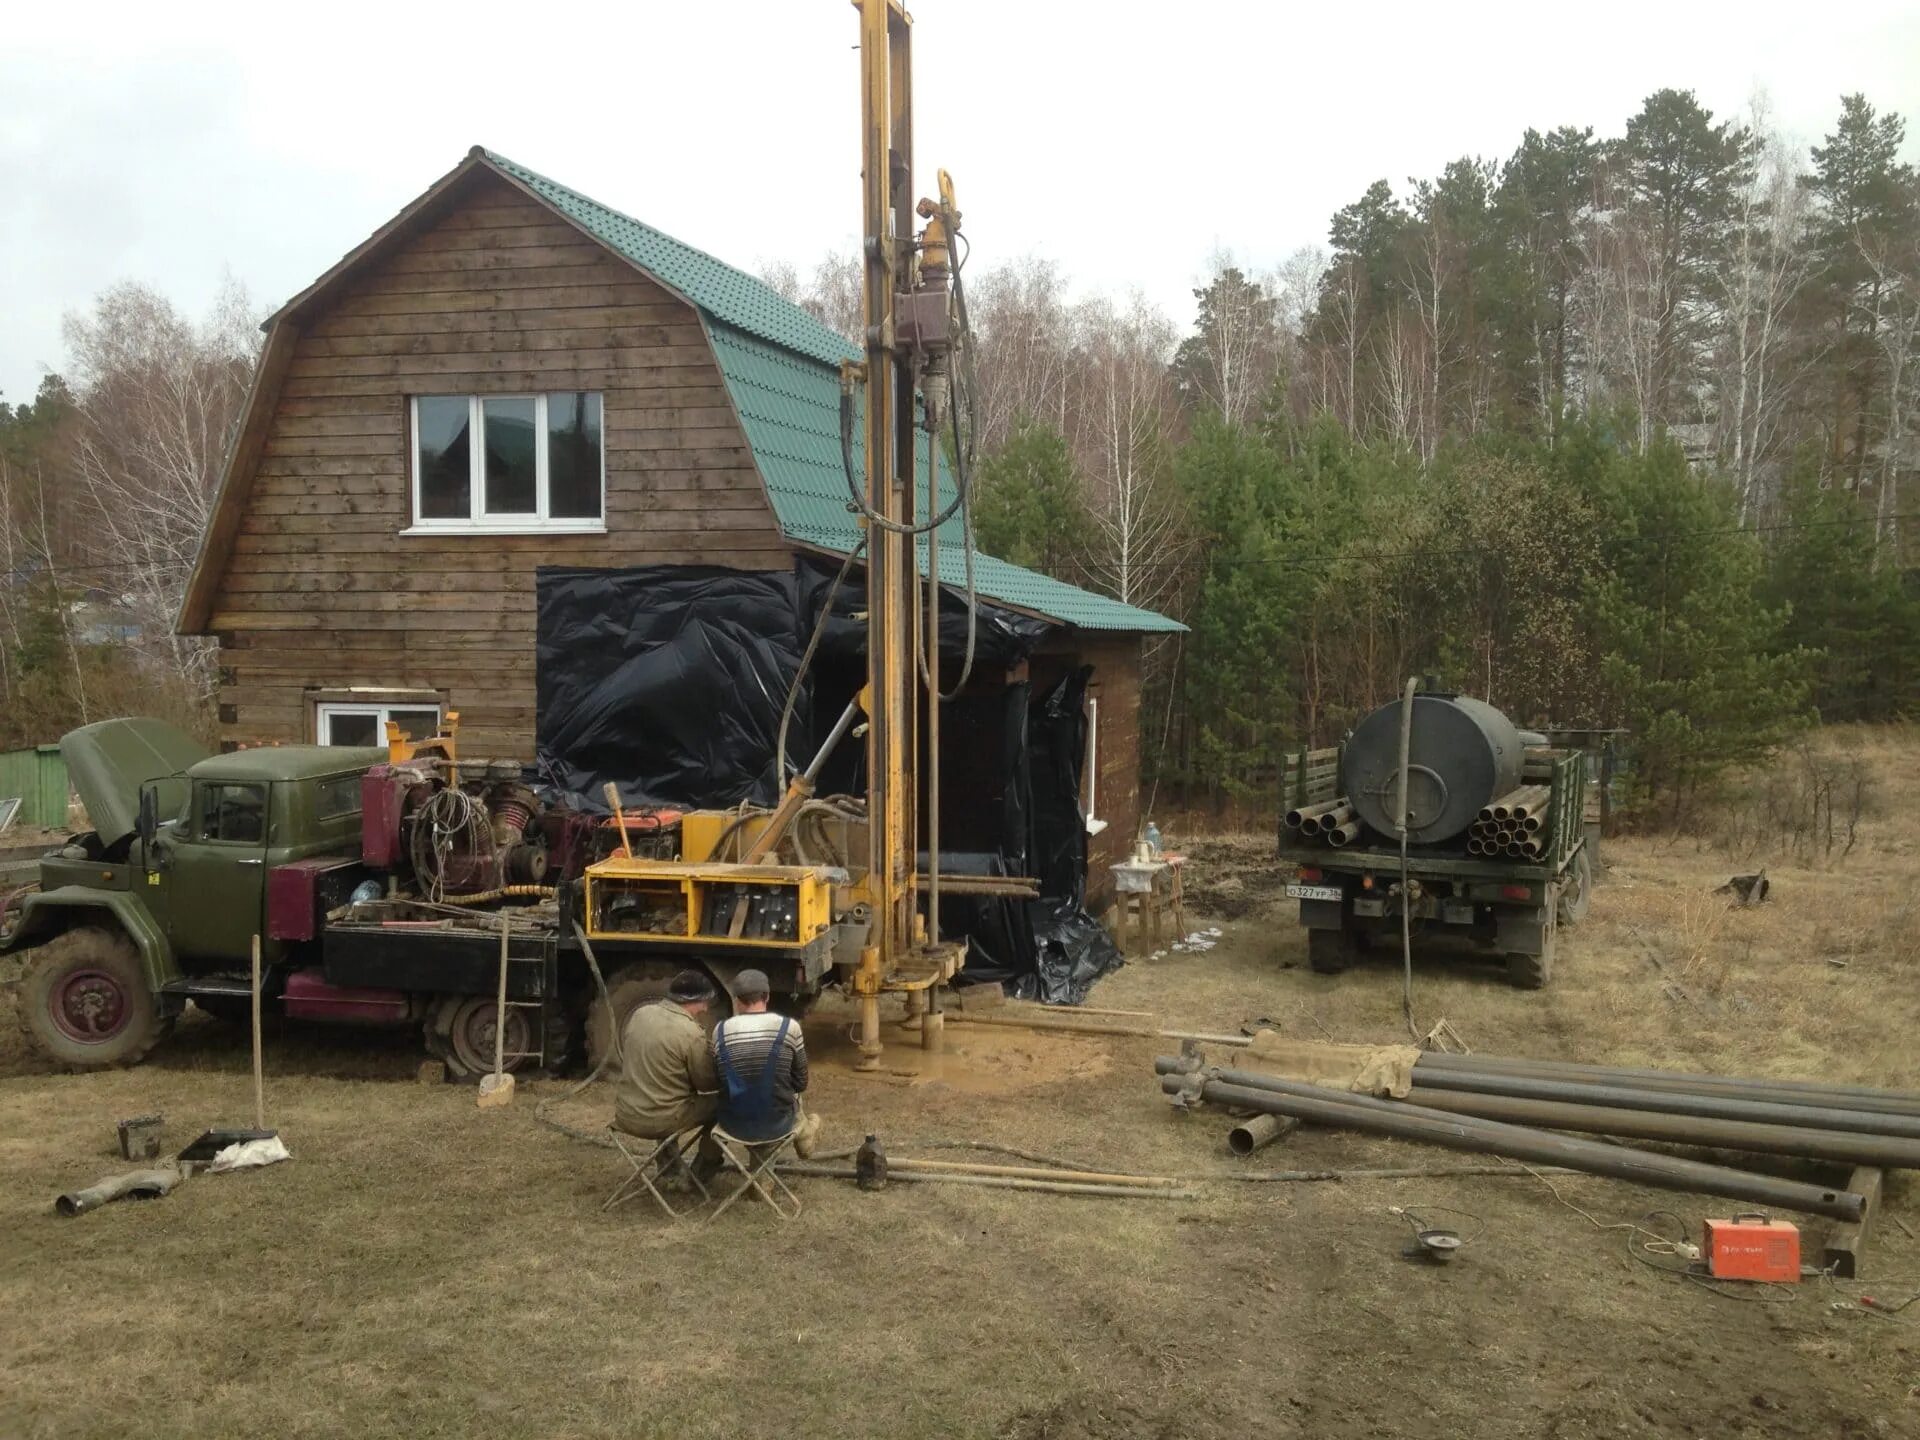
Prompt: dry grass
<box><xmin>5</xmin><ymin>727</ymin><xmax>1920</xmax><ymax>1438</ymax></box>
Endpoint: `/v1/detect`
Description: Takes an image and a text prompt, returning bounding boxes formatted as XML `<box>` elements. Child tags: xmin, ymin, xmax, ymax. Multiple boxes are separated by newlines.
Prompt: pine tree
<box><xmin>969</xmin><ymin>417</ymin><xmax>1083</xmax><ymax>578</ymax></box>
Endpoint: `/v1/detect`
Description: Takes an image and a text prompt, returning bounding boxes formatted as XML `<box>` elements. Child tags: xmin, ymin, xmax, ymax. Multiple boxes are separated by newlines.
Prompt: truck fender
<box><xmin>9</xmin><ymin>887</ymin><xmax>180</xmax><ymax>993</ymax></box>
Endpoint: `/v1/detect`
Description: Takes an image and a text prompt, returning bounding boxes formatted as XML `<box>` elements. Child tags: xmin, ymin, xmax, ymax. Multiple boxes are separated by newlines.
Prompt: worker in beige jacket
<box><xmin>614</xmin><ymin>971</ymin><xmax>720</xmax><ymax>1153</ymax></box>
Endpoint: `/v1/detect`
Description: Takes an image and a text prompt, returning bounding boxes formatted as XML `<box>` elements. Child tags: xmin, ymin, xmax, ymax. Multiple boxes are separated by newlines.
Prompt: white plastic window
<box><xmin>316</xmin><ymin>702</ymin><xmax>443</xmax><ymax>748</ymax></box>
<box><xmin>410</xmin><ymin>393</ymin><xmax>604</xmax><ymax>531</ymax></box>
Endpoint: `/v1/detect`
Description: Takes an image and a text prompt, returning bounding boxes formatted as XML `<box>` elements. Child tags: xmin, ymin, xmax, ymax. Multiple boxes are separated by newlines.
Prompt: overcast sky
<box><xmin>3</xmin><ymin>0</ymin><xmax>1917</xmax><ymax>404</ymax></box>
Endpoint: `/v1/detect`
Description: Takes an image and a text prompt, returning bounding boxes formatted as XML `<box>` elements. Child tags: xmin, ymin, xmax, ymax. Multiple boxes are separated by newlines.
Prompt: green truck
<box><xmin>1275</xmin><ymin>693</ymin><xmax>1597</xmax><ymax>989</ymax></box>
<box><xmin>2</xmin><ymin>718</ymin><xmax>836</xmax><ymax>1075</ymax></box>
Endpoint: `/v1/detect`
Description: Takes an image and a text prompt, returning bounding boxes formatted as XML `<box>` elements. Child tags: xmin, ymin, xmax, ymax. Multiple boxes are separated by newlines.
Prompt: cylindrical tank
<box><xmin>1339</xmin><ymin>694</ymin><xmax>1524</xmax><ymax>846</ymax></box>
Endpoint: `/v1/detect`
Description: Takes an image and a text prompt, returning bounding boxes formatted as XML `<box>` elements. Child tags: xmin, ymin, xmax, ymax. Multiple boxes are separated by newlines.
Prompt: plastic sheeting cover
<box><xmin>534</xmin><ymin>562</ymin><xmax>1121</xmax><ymax>1004</ymax></box>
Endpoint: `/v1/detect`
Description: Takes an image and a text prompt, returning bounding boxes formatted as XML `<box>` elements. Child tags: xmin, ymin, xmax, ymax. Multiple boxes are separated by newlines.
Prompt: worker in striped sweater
<box><xmin>710</xmin><ymin>968</ymin><xmax>821</xmax><ymax>1156</ymax></box>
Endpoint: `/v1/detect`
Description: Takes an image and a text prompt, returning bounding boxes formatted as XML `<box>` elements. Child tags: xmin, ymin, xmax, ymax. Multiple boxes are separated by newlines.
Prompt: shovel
<box><xmin>477</xmin><ymin>918</ymin><xmax>515</xmax><ymax>1108</ymax></box>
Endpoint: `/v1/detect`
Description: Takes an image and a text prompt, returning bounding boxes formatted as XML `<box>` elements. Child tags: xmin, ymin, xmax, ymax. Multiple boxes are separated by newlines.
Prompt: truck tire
<box><xmin>1505</xmin><ymin>914</ymin><xmax>1557</xmax><ymax>990</ymax></box>
<box><xmin>1557</xmin><ymin>849</ymin><xmax>1593</xmax><ymax>926</ymax></box>
<box><xmin>424</xmin><ymin>994</ymin><xmax>569</xmax><ymax>1080</ymax></box>
<box><xmin>19</xmin><ymin>925</ymin><xmax>173</xmax><ymax>1069</ymax></box>
<box><xmin>1307</xmin><ymin>928</ymin><xmax>1354</xmax><ymax>975</ymax></box>
<box><xmin>582</xmin><ymin>964</ymin><xmax>731</xmax><ymax>1074</ymax></box>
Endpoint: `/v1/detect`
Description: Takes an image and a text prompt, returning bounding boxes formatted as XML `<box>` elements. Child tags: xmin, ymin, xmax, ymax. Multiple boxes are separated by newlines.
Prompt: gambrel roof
<box><xmin>179</xmin><ymin>148</ymin><xmax>1182</xmax><ymax>636</ymax></box>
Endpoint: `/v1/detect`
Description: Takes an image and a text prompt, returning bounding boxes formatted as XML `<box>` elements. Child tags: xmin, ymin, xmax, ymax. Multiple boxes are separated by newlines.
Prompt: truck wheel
<box><xmin>1557</xmin><ymin>849</ymin><xmax>1593</xmax><ymax>926</ymax></box>
<box><xmin>584</xmin><ymin>968</ymin><xmax>671</xmax><ymax>1075</ymax></box>
<box><xmin>1505</xmin><ymin>950</ymin><xmax>1551</xmax><ymax>989</ymax></box>
<box><xmin>1307</xmin><ymin>928</ymin><xmax>1354</xmax><ymax>975</ymax></box>
<box><xmin>583</xmin><ymin>964</ymin><xmax>731</xmax><ymax>1073</ymax></box>
<box><xmin>19</xmin><ymin>926</ymin><xmax>173</xmax><ymax>1069</ymax></box>
<box><xmin>425</xmin><ymin>994</ymin><xmax>547</xmax><ymax>1080</ymax></box>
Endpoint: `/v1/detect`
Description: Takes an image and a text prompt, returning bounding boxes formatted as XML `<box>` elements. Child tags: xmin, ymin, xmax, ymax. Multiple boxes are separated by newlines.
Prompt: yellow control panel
<box><xmin>582</xmin><ymin>856</ymin><xmax>835</xmax><ymax>948</ymax></box>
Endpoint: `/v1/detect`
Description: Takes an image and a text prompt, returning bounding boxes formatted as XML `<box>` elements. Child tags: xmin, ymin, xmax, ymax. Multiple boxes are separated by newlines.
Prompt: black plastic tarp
<box><xmin>536</xmin><ymin>567</ymin><xmax>803</xmax><ymax>809</ymax></box>
<box><xmin>533</xmin><ymin>560</ymin><xmax>1121</xmax><ymax>1004</ymax></box>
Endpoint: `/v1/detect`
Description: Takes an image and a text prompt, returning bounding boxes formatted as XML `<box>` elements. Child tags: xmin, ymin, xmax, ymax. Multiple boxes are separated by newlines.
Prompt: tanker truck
<box><xmin>1274</xmin><ymin>692</ymin><xmax>1596</xmax><ymax>989</ymax></box>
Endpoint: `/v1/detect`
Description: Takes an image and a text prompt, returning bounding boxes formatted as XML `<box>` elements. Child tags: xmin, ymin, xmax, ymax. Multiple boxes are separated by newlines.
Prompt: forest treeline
<box><xmin>772</xmin><ymin>88</ymin><xmax>1920</xmax><ymax>812</ymax></box>
<box><xmin>3</xmin><ymin>88</ymin><xmax>1915</xmax><ymax>814</ymax></box>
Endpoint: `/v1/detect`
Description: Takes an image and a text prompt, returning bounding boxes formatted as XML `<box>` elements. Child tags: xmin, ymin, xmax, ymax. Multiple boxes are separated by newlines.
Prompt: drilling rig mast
<box><xmin>845</xmin><ymin>0</ymin><xmax>966</xmax><ymax>1070</ymax></box>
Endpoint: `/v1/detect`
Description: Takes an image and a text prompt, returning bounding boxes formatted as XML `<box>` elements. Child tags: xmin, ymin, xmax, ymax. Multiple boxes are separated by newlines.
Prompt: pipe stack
<box><xmin>1467</xmin><ymin>785</ymin><xmax>1551</xmax><ymax>858</ymax></box>
<box><xmin>1283</xmin><ymin>797</ymin><xmax>1361</xmax><ymax>846</ymax></box>
<box><xmin>1404</xmin><ymin>1052</ymin><xmax>1920</xmax><ymax>1170</ymax></box>
<box><xmin>1152</xmin><ymin>1052</ymin><xmax>1904</xmax><ymax>1221</ymax></box>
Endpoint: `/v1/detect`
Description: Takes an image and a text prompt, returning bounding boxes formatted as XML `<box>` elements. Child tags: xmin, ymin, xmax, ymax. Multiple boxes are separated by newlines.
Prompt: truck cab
<box><xmin>7</xmin><ymin>718</ymin><xmax>382</xmax><ymax>1067</ymax></box>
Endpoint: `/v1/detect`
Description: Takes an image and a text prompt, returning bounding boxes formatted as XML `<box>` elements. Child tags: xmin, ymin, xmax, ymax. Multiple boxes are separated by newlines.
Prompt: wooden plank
<box><xmin>403</xmin><ymin>221</ymin><xmax>594</xmax><ymax>253</ymax></box>
<box><xmin>233</xmin><ymin>486</ymin><xmax>768</xmax><ymax>532</ymax></box>
<box><xmin>320</xmin><ymin>283</ymin><xmax>674</xmax><ymax>320</ymax></box>
<box><xmin>284</xmin><ymin>343</ymin><xmax>717</xmax><ymax>379</ymax></box>
<box><xmin>1822</xmin><ymin>1166</ymin><xmax>1884</xmax><ymax>1279</ymax></box>
<box><xmin>268</xmin><ymin>412</ymin><xmax>405</xmax><ymax>438</ymax></box>
<box><xmin>280</xmin><ymin>369</ymin><xmax>712</xmax><ymax>398</ymax></box>
<box><xmin>425</xmin><ymin>201</ymin><xmax>573</xmax><ymax>233</ymax></box>
<box><xmin>211</xmin><ymin>609</ymin><xmax>532</xmax><ymax>633</ymax></box>
<box><xmin>261</xmin><ymin>434</ymin><xmax>404</xmax><ymax>459</ymax></box>
<box><xmin>377</xmin><ymin>242</ymin><xmax>614</xmax><ymax>276</ymax></box>
<box><xmin>310</xmin><ymin>301</ymin><xmax>690</xmax><ymax>339</ymax></box>
<box><xmin>297</xmin><ymin>323</ymin><xmax>709</xmax><ymax>359</ymax></box>
<box><xmin>343</xmin><ymin>260</ymin><xmax>642</xmax><ymax>297</ymax></box>
<box><xmin>227</xmin><ymin>531</ymin><xmax>791</xmax><ymax>559</ymax></box>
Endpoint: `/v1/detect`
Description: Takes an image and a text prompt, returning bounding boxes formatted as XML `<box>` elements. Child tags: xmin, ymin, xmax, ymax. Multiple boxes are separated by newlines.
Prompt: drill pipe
<box><xmin>1411</xmin><ymin>1068</ymin><xmax>1920</xmax><ymax>1140</ymax></box>
<box><xmin>1403</xmin><ymin>1086</ymin><xmax>1920</xmax><ymax>1170</ymax></box>
<box><xmin>1416</xmin><ymin>1051</ymin><xmax>1920</xmax><ymax>1113</ymax></box>
<box><xmin>1285</xmin><ymin>798</ymin><xmax>1348</xmax><ymax>832</ymax></box>
<box><xmin>1326</xmin><ymin>822</ymin><xmax>1362</xmax><ymax>847</ymax></box>
<box><xmin>1155</xmin><ymin>1070</ymin><xmax>1864</xmax><ymax>1221</ymax></box>
<box><xmin>1509</xmin><ymin>786</ymin><xmax>1552</xmax><ymax>821</ymax></box>
<box><xmin>1228</xmin><ymin>1113</ymin><xmax>1300</xmax><ymax>1156</ymax></box>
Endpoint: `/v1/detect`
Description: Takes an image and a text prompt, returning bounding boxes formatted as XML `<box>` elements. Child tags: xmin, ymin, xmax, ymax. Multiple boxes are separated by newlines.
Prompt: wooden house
<box><xmin>176</xmin><ymin>148</ymin><xmax>1182</xmax><ymax>898</ymax></box>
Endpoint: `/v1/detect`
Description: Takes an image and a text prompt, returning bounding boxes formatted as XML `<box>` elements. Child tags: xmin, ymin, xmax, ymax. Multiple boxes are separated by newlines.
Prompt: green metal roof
<box><xmin>484</xmin><ymin>151</ymin><xmax>857</xmax><ymax>369</ymax></box>
<box><xmin>486</xmin><ymin>151</ymin><xmax>1183</xmax><ymax>635</ymax></box>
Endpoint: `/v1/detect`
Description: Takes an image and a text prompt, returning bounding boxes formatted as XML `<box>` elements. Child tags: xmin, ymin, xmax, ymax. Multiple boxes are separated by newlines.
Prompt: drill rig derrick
<box><xmin>574</xmin><ymin>1</ymin><xmax>971</xmax><ymax>1074</ymax></box>
<box><xmin>845</xmin><ymin>0</ymin><xmax>968</xmax><ymax>1071</ymax></box>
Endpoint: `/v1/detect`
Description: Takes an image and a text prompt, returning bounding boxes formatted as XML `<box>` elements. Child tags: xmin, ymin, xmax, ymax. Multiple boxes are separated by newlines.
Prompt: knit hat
<box><xmin>667</xmin><ymin>970</ymin><xmax>715</xmax><ymax>1004</ymax></box>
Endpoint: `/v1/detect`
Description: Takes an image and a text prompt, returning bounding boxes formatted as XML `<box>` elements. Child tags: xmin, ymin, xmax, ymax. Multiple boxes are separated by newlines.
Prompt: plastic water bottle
<box><xmin>1144</xmin><ymin>822</ymin><xmax>1162</xmax><ymax>858</ymax></box>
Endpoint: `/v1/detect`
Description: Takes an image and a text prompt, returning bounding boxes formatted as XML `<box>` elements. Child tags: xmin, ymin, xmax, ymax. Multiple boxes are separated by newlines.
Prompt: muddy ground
<box><xmin>5</xmin><ymin>732</ymin><xmax>1920</xmax><ymax>1439</ymax></box>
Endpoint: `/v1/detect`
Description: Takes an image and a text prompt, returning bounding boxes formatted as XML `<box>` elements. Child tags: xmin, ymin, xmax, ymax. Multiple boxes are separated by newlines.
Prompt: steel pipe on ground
<box><xmin>1403</xmin><ymin>1086</ymin><xmax>1920</xmax><ymax>1170</ymax></box>
<box><xmin>1228</xmin><ymin>1113</ymin><xmax>1300</xmax><ymax>1156</ymax></box>
<box><xmin>1156</xmin><ymin>1067</ymin><xmax>1864</xmax><ymax>1221</ymax></box>
<box><xmin>1412</xmin><ymin>1068</ymin><xmax>1920</xmax><ymax>1139</ymax></box>
<box><xmin>1416</xmin><ymin>1051</ymin><xmax>1920</xmax><ymax>1113</ymax></box>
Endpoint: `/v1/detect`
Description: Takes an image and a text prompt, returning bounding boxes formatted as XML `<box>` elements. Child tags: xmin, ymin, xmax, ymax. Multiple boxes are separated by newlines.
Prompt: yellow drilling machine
<box><xmin>581</xmin><ymin>0</ymin><xmax>976</xmax><ymax>1071</ymax></box>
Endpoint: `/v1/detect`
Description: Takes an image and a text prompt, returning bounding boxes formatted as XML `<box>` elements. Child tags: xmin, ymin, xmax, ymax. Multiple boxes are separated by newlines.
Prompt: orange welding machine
<box><xmin>1704</xmin><ymin>1213</ymin><xmax>1801</xmax><ymax>1283</ymax></box>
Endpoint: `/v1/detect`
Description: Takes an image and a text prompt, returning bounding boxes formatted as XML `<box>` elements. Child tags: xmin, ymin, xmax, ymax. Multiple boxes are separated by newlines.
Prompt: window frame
<box><xmin>195</xmin><ymin>781</ymin><xmax>269</xmax><ymax>846</ymax></box>
<box><xmin>405</xmin><ymin>393</ymin><xmax>606</xmax><ymax>534</ymax></box>
<box><xmin>315</xmin><ymin>700</ymin><xmax>446</xmax><ymax>749</ymax></box>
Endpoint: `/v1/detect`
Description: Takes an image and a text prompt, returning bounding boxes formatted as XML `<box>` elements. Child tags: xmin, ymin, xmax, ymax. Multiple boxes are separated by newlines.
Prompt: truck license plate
<box><xmin>1286</xmin><ymin>884</ymin><xmax>1342</xmax><ymax>902</ymax></box>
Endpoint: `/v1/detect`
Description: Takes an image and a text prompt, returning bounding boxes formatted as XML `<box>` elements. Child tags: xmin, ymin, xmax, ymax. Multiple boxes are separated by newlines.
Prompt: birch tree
<box><xmin>63</xmin><ymin>278</ymin><xmax>260</xmax><ymax>704</ymax></box>
<box><xmin>1714</xmin><ymin>102</ymin><xmax>1817</xmax><ymax>515</ymax></box>
<box><xmin>1066</xmin><ymin>295</ymin><xmax>1185</xmax><ymax>615</ymax></box>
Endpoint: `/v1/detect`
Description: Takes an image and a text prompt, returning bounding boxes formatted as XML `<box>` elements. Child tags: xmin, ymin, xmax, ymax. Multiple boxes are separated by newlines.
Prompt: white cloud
<box><xmin>3</xmin><ymin>0</ymin><xmax>1916</xmax><ymax>402</ymax></box>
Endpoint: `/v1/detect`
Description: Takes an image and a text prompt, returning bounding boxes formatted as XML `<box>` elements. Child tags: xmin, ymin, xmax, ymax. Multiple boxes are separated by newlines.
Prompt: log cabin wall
<box><xmin>207</xmin><ymin>170</ymin><xmax>788</xmax><ymax>755</ymax></box>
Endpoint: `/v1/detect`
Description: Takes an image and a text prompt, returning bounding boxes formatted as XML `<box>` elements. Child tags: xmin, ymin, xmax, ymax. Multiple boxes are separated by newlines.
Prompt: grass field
<box><xmin>4</xmin><ymin>728</ymin><xmax>1919</xmax><ymax>1439</ymax></box>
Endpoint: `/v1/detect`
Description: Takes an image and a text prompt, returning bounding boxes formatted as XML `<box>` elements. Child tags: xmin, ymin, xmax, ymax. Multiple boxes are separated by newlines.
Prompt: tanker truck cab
<box><xmin>8</xmin><ymin>717</ymin><xmax>383</xmax><ymax>1067</ymax></box>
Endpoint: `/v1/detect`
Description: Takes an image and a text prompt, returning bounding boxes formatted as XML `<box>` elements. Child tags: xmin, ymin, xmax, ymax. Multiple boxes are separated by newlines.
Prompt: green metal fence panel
<box><xmin>0</xmin><ymin>745</ymin><xmax>70</xmax><ymax>829</ymax></box>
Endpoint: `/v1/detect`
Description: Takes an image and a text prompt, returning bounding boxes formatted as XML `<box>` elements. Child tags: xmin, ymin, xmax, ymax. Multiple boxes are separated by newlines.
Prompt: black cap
<box><xmin>731</xmin><ymin>968</ymin><xmax>771</xmax><ymax>1002</ymax></box>
<box><xmin>668</xmin><ymin>970</ymin><xmax>715</xmax><ymax>1004</ymax></box>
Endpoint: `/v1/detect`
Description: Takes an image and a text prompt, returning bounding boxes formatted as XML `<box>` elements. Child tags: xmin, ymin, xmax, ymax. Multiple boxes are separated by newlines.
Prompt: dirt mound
<box><xmin>1179</xmin><ymin>834</ymin><xmax>1292</xmax><ymax>918</ymax></box>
